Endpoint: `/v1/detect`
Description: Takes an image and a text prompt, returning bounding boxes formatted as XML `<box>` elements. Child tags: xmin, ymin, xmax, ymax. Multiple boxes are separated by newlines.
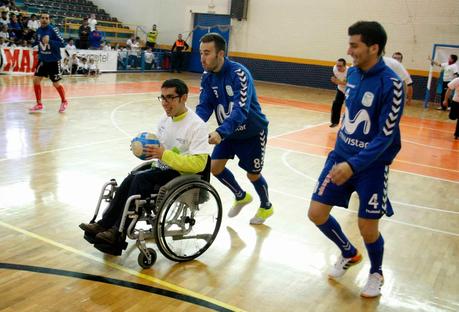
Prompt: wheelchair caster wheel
<box><xmin>138</xmin><ymin>248</ymin><xmax>157</xmax><ymax>269</ymax></box>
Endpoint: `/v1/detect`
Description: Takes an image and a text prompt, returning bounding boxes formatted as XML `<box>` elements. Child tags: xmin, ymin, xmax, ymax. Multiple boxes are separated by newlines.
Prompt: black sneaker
<box><xmin>79</xmin><ymin>223</ymin><xmax>107</xmax><ymax>235</ymax></box>
<box><xmin>95</xmin><ymin>228</ymin><xmax>118</xmax><ymax>245</ymax></box>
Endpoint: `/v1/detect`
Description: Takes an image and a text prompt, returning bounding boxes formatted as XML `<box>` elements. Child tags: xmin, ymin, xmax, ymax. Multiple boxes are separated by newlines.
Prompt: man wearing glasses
<box><xmin>79</xmin><ymin>79</ymin><xmax>210</xmax><ymax>249</ymax></box>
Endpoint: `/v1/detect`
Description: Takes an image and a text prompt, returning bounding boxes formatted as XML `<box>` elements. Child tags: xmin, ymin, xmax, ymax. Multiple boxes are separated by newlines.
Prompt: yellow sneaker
<box><xmin>249</xmin><ymin>206</ymin><xmax>273</xmax><ymax>225</ymax></box>
<box><xmin>228</xmin><ymin>192</ymin><xmax>253</xmax><ymax>217</ymax></box>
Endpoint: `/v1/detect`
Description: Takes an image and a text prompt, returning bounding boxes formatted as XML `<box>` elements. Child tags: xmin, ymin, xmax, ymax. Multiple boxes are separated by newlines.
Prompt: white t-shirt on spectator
<box><xmin>144</xmin><ymin>51</ymin><xmax>154</xmax><ymax>64</ymax></box>
<box><xmin>332</xmin><ymin>65</ymin><xmax>348</xmax><ymax>93</ymax></box>
<box><xmin>0</xmin><ymin>30</ymin><xmax>9</xmax><ymax>40</ymax></box>
<box><xmin>88</xmin><ymin>18</ymin><xmax>97</xmax><ymax>32</ymax></box>
<box><xmin>27</xmin><ymin>19</ymin><xmax>40</xmax><ymax>31</ymax></box>
<box><xmin>383</xmin><ymin>56</ymin><xmax>413</xmax><ymax>85</ymax></box>
<box><xmin>447</xmin><ymin>77</ymin><xmax>459</xmax><ymax>102</ymax></box>
<box><xmin>441</xmin><ymin>62</ymin><xmax>459</xmax><ymax>82</ymax></box>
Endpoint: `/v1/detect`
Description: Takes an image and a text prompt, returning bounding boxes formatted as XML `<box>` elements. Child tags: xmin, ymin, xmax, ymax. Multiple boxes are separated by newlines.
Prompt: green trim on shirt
<box><xmin>172</xmin><ymin>110</ymin><xmax>188</xmax><ymax>122</ymax></box>
<box><xmin>161</xmin><ymin>151</ymin><xmax>207</xmax><ymax>173</ymax></box>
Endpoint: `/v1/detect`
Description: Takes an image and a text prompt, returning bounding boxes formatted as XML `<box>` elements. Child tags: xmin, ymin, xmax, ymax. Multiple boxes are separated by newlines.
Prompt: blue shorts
<box><xmin>311</xmin><ymin>151</ymin><xmax>394</xmax><ymax>219</ymax></box>
<box><xmin>211</xmin><ymin>129</ymin><xmax>267</xmax><ymax>174</ymax></box>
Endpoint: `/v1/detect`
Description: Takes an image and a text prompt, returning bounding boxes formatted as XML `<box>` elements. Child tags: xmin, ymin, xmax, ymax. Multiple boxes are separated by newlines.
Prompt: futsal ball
<box><xmin>130</xmin><ymin>132</ymin><xmax>160</xmax><ymax>160</ymax></box>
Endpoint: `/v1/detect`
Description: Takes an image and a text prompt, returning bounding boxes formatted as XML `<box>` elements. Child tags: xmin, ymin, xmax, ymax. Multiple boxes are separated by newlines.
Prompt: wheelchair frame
<box><xmin>84</xmin><ymin>160</ymin><xmax>223</xmax><ymax>268</ymax></box>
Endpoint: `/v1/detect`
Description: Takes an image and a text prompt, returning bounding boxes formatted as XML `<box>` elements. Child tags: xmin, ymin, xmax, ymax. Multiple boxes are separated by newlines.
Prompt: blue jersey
<box><xmin>35</xmin><ymin>24</ymin><xmax>65</xmax><ymax>62</ymax></box>
<box><xmin>196</xmin><ymin>58</ymin><xmax>269</xmax><ymax>140</ymax></box>
<box><xmin>334</xmin><ymin>58</ymin><xmax>404</xmax><ymax>173</ymax></box>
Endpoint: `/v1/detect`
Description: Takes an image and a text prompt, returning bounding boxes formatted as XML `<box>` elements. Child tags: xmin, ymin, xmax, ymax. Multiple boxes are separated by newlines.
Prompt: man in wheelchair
<box><xmin>79</xmin><ymin>79</ymin><xmax>211</xmax><ymax>254</ymax></box>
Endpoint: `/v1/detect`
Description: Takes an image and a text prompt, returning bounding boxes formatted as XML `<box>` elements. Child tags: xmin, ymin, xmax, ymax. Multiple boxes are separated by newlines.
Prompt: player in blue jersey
<box><xmin>308</xmin><ymin>21</ymin><xmax>404</xmax><ymax>297</ymax></box>
<box><xmin>196</xmin><ymin>33</ymin><xmax>273</xmax><ymax>225</ymax></box>
<box><xmin>29</xmin><ymin>13</ymin><xmax>68</xmax><ymax>113</ymax></box>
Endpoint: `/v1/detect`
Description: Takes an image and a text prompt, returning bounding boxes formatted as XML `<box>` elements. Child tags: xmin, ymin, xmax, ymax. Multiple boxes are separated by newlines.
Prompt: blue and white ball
<box><xmin>130</xmin><ymin>132</ymin><xmax>160</xmax><ymax>160</ymax></box>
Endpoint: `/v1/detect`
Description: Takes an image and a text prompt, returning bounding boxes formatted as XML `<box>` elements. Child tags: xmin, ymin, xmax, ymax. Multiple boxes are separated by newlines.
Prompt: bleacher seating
<box><xmin>18</xmin><ymin>0</ymin><xmax>133</xmax><ymax>46</ymax></box>
<box><xmin>22</xmin><ymin>0</ymin><xmax>118</xmax><ymax>28</ymax></box>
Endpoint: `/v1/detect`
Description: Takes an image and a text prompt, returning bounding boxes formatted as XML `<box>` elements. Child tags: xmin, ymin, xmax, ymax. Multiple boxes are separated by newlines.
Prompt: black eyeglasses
<box><xmin>157</xmin><ymin>95</ymin><xmax>180</xmax><ymax>103</ymax></box>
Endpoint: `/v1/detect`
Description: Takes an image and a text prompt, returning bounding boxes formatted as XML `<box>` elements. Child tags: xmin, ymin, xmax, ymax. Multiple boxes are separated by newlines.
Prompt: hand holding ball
<box><xmin>130</xmin><ymin>132</ymin><xmax>161</xmax><ymax>160</ymax></box>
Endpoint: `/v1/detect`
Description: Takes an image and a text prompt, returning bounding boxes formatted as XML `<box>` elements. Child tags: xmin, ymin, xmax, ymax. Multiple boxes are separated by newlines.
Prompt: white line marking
<box><xmin>280</xmin><ymin>151</ymin><xmax>459</xmax><ymax>215</ymax></box>
<box><xmin>269</xmin><ymin>188</ymin><xmax>459</xmax><ymax>237</ymax></box>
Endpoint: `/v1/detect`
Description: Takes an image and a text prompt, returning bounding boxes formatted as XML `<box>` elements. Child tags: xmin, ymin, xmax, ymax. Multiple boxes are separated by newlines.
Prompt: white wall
<box><xmin>92</xmin><ymin>0</ymin><xmax>459</xmax><ymax>70</ymax></box>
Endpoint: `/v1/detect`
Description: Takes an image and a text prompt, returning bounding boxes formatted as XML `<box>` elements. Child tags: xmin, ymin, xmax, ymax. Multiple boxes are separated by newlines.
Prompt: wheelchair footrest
<box><xmin>93</xmin><ymin>241</ymin><xmax>128</xmax><ymax>256</ymax></box>
<box><xmin>83</xmin><ymin>233</ymin><xmax>97</xmax><ymax>244</ymax></box>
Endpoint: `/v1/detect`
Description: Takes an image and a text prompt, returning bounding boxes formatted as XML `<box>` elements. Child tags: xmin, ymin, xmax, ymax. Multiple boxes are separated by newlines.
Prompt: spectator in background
<box><xmin>383</xmin><ymin>55</ymin><xmax>413</xmax><ymax>106</ymax></box>
<box><xmin>144</xmin><ymin>47</ymin><xmax>155</xmax><ymax>70</ymax></box>
<box><xmin>88</xmin><ymin>13</ymin><xmax>97</xmax><ymax>32</ymax></box>
<box><xmin>391</xmin><ymin>52</ymin><xmax>413</xmax><ymax>105</ymax></box>
<box><xmin>77</xmin><ymin>57</ymin><xmax>89</xmax><ymax>75</ymax></box>
<box><xmin>0</xmin><ymin>10</ymin><xmax>9</xmax><ymax>26</ymax></box>
<box><xmin>65</xmin><ymin>38</ymin><xmax>77</xmax><ymax>55</ymax></box>
<box><xmin>78</xmin><ymin>17</ymin><xmax>90</xmax><ymax>49</ymax></box>
<box><xmin>8</xmin><ymin>13</ymin><xmax>22</xmax><ymax>41</ymax></box>
<box><xmin>0</xmin><ymin>23</ymin><xmax>10</xmax><ymax>43</ymax></box>
<box><xmin>0</xmin><ymin>36</ymin><xmax>8</xmax><ymax>47</ymax></box>
<box><xmin>100</xmin><ymin>41</ymin><xmax>111</xmax><ymax>51</ymax></box>
<box><xmin>71</xmin><ymin>53</ymin><xmax>79</xmax><ymax>74</ymax></box>
<box><xmin>170</xmin><ymin>33</ymin><xmax>189</xmax><ymax>73</ymax></box>
<box><xmin>27</xmin><ymin>13</ymin><xmax>39</xmax><ymax>32</ymax></box>
<box><xmin>61</xmin><ymin>57</ymin><xmax>71</xmax><ymax>75</ymax></box>
<box><xmin>146</xmin><ymin>24</ymin><xmax>158</xmax><ymax>50</ymax></box>
<box><xmin>329</xmin><ymin>58</ymin><xmax>348</xmax><ymax>127</ymax></box>
<box><xmin>429</xmin><ymin>54</ymin><xmax>459</xmax><ymax>110</ymax></box>
<box><xmin>443</xmin><ymin>77</ymin><xmax>459</xmax><ymax>139</ymax></box>
<box><xmin>89</xmin><ymin>25</ymin><xmax>102</xmax><ymax>49</ymax></box>
<box><xmin>126</xmin><ymin>35</ymin><xmax>140</xmax><ymax>68</ymax></box>
<box><xmin>88</xmin><ymin>58</ymin><xmax>99</xmax><ymax>76</ymax></box>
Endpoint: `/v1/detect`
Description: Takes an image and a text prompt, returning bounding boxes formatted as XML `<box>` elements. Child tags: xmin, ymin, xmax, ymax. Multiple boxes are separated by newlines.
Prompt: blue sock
<box><xmin>365</xmin><ymin>234</ymin><xmax>384</xmax><ymax>275</ymax></box>
<box><xmin>215</xmin><ymin>168</ymin><xmax>245</xmax><ymax>200</ymax></box>
<box><xmin>251</xmin><ymin>175</ymin><xmax>271</xmax><ymax>208</ymax></box>
<box><xmin>317</xmin><ymin>215</ymin><xmax>357</xmax><ymax>258</ymax></box>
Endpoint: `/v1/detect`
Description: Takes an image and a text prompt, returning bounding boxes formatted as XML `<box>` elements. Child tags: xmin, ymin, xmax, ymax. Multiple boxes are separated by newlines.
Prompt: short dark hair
<box><xmin>200</xmin><ymin>32</ymin><xmax>226</xmax><ymax>52</ymax></box>
<box><xmin>161</xmin><ymin>79</ymin><xmax>189</xmax><ymax>96</ymax></box>
<box><xmin>348</xmin><ymin>21</ymin><xmax>387</xmax><ymax>56</ymax></box>
<box><xmin>337</xmin><ymin>58</ymin><xmax>346</xmax><ymax>66</ymax></box>
<box><xmin>393</xmin><ymin>52</ymin><xmax>403</xmax><ymax>61</ymax></box>
<box><xmin>451</xmin><ymin>54</ymin><xmax>458</xmax><ymax>63</ymax></box>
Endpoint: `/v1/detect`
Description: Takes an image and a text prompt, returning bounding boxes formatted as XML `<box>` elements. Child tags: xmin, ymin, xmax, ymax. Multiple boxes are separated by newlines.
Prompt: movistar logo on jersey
<box><xmin>341</xmin><ymin>108</ymin><xmax>371</xmax><ymax>135</ymax></box>
<box><xmin>216</xmin><ymin>102</ymin><xmax>233</xmax><ymax>124</ymax></box>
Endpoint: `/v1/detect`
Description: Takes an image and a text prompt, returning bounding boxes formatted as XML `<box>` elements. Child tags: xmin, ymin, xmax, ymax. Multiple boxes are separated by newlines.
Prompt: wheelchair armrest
<box><xmin>161</xmin><ymin>174</ymin><xmax>202</xmax><ymax>191</ymax></box>
<box><xmin>131</xmin><ymin>160</ymin><xmax>155</xmax><ymax>173</ymax></box>
<box><xmin>155</xmin><ymin>174</ymin><xmax>202</xmax><ymax>209</ymax></box>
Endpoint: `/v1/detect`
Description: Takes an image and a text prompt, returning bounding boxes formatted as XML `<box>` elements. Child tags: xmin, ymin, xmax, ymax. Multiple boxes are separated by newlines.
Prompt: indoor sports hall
<box><xmin>0</xmin><ymin>1</ymin><xmax>458</xmax><ymax>311</ymax></box>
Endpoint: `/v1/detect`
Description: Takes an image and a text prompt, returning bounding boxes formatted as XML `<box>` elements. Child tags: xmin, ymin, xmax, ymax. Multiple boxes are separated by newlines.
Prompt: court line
<box><xmin>0</xmin><ymin>137</ymin><xmax>125</xmax><ymax>163</ymax></box>
<box><xmin>0</xmin><ymin>220</ymin><xmax>245</xmax><ymax>312</ymax></box>
<box><xmin>269</xmin><ymin>143</ymin><xmax>459</xmax><ymax>184</ymax></box>
<box><xmin>268</xmin><ymin>188</ymin><xmax>459</xmax><ymax>237</ymax></box>
<box><xmin>273</xmin><ymin>138</ymin><xmax>459</xmax><ymax>173</ymax></box>
<box><xmin>280</xmin><ymin>150</ymin><xmax>459</xmax><ymax>215</ymax></box>
<box><xmin>0</xmin><ymin>263</ymin><xmax>233</xmax><ymax>312</ymax></box>
<box><xmin>402</xmin><ymin>138</ymin><xmax>459</xmax><ymax>152</ymax></box>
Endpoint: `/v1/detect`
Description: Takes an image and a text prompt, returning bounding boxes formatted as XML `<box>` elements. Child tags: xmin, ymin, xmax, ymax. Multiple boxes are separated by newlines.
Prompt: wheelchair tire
<box><xmin>138</xmin><ymin>248</ymin><xmax>157</xmax><ymax>269</ymax></box>
<box><xmin>155</xmin><ymin>180</ymin><xmax>222</xmax><ymax>262</ymax></box>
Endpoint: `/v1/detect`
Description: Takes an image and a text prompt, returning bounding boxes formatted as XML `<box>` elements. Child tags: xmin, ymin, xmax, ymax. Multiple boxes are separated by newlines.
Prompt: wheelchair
<box><xmin>82</xmin><ymin>158</ymin><xmax>223</xmax><ymax>268</ymax></box>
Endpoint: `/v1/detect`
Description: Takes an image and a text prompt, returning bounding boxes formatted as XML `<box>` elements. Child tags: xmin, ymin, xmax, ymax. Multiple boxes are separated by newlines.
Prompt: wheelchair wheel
<box><xmin>137</xmin><ymin>248</ymin><xmax>157</xmax><ymax>269</ymax></box>
<box><xmin>155</xmin><ymin>180</ymin><xmax>222</xmax><ymax>262</ymax></box>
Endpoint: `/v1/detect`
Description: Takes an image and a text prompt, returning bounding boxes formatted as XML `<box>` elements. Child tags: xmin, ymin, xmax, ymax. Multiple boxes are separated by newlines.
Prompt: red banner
<box><xmin>0</xmin><ymin>47</ymin><xmax>39</xmax><ymax>74</ymax></box>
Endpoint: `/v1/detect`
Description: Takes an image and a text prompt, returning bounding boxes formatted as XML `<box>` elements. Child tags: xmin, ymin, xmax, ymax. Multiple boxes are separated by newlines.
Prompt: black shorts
<box><xmin>35</xmin><ymin>61</ymin><xmax>62</xmax><ymax>82</ymax></box>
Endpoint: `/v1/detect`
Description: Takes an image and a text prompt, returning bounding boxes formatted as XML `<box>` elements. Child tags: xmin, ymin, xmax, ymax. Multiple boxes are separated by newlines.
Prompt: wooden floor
<box><xmin>0</xmin><ymin>72</ymin><xmax>458</xmax><ymax>312</ymax></box>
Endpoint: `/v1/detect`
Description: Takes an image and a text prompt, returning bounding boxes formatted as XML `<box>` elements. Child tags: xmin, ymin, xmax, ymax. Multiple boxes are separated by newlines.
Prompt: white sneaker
<box><xmin>361</xmin><ymin>272</ymin><xmax>384</xmax><ymax>298</ymax></box>
<box><xmin>228</xmin><ymin>192</ymin><xmax>253</xmax><ymax>217</ymax></box>
<box><xmin>328</xmin><ymin>252</ymin><xmax>362</xmax><ymax>278</ymax></box>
